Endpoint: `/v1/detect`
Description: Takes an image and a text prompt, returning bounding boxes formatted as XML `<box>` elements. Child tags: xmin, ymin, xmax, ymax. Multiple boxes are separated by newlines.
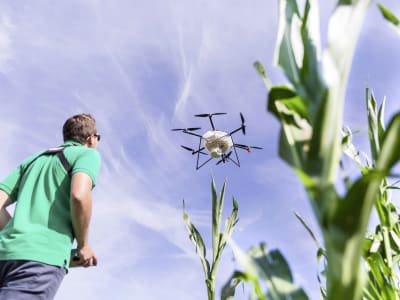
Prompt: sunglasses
<box><xmin>93</xmin><ymin>134</ymin><xmax>101</xmax><ymax>141</ymax></box>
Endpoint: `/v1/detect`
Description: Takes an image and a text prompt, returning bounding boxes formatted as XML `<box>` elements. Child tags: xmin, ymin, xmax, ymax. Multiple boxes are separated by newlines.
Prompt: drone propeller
<box><xmin>229</xmin><ymin>113</ymin><xmax>246</xmax><ymax>136</ymax></box>
<box><xmin>240</xmin><ymin>112</ymin><xmax>246</xmax><ymax>135</ymax></box>
<box><xmin>194</xmin><ymin>113</ymin><xmax>227</xmax><ymax>118</ymax></box>
<box><xmin>195</xmin><ymin>113</ymin><xmax>226</xmax><ymax>131</ymax></box>
<box><xmin>181</xmin><ymin>145</ymin><xmax>195</xmax><ymax>151</ymax></box>
<box><xmin>181</xmin><ymin>145</ymin><xmax>208</xmax><ymax>155</ymax></box>
<box><xmin>171</xmin><ymin>127</ymin><xmax>201</xmax><ymax>132</ymax></box>
<box><xmin>234</xmin><ymin>143</ymin><xmax>263</xmax><ymax>152</ymax></box>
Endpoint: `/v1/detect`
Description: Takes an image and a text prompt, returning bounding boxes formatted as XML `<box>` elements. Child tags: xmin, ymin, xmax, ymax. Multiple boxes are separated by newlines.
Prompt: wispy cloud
<box><xmin>0</xmin><ymin>0</ymin><xmax>399</xmax><ymax>299</ymax></box>
<box><xmin>0</xmin><ymin>14</ymin><xmax>14</xmax><ymax>72</ymax></box>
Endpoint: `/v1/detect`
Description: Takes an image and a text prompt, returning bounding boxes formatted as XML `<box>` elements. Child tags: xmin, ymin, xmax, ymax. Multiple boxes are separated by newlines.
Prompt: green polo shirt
<box><xmin>0</xmin><ymin>141</ymin><xmax>101</xmax><ymax>268</ymax></box>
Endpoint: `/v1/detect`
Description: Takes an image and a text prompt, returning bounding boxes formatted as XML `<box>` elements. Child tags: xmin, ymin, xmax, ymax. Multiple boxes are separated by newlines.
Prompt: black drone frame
<box><xmin>172</xmin><ymin>113</ymin><xmax>262</xmax><ymax>170</ymax></box>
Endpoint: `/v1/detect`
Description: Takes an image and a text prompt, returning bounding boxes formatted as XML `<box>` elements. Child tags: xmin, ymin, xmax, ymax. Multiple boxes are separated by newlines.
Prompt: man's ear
<box><xmin>86</xmin><ymin>135</ymin><xmax>98</xmax><ymax>148</ymax></box>
<box><xmin>83</xmin><ymin>136</ymin><xmax>92</xmax><ymax>148</ymax></box>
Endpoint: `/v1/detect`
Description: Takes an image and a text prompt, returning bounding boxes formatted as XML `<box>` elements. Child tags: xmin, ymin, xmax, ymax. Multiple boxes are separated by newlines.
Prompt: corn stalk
<box><xmin>183</xmin><ymin>178</ymin><xmax>238</xmax><ymax>300</ymax></box>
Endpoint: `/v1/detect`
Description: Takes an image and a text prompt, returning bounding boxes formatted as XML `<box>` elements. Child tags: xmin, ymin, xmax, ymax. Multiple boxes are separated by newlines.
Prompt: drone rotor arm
<box><xmin>197</xmin><ymin>157</ymin><xmax>214</xmax><ymax>170</ymax></box>
<box><xmin>209</xmin><ymin>116</ymin><xmax>216</xmax><ymax>131</ymax></box>
<box><xmin>229</xmin><ymin>127</ymin><xmax>243</xmax><ymax>136</ymax></box>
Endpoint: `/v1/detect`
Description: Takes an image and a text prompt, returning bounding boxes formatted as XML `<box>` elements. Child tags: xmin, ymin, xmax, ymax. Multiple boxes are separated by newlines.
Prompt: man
<box><xmin>0</xmin><ymin>113</ymin><xmax>101</xmax><ymax>299</ymax></box>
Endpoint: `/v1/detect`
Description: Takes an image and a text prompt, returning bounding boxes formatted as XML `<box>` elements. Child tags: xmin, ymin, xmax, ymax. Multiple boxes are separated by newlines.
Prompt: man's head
<box><xmin>63</xmin><ymin>114</ymin><xmax>100</xmax><ymax>148</ymax></box>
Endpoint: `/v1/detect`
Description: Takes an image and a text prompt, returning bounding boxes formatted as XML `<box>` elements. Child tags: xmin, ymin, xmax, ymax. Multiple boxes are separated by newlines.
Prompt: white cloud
<box><xmin>0</xmin><ymin>14</ymin><xmax>14</xmax><ymax>72</ymax></box>
<box><xmin>0</xmin><ymin>0</ymin><xmax>399</xmax><ymax>299</ymax></box>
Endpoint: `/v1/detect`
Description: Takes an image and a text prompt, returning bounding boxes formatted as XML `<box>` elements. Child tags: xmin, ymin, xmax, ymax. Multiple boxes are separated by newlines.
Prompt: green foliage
<box><xmin>347</xmin><ymin>90</ymin><xmax>400</xmax><ymax>300</ymax></box>
<box><xmin>254</xmin><ymin>0</ymin><xmax>400</xmax><ymax>299</ymax></box>
<box><xmin>290</xmin><ymin>90</ymin><xmax>400</xmax><ymax>300</ymax></box>
<box><xmin>183</xmin><ymin>178</ymin><xmax>239</xmax><ymax>300</ymax></box>
<box><xmin>378</xmin><ymin>3</ymin><xmax>400</xmax><ymax>34</ymax></box>
<box><xmin>221</xmin><ymin>242</ymin><xmax>308</xmax><ymax>300</ymax></box>
<box><xmin>263</xmin><ymin>2</ymin><xmax>373</xmax><ymax>298</ymax></box>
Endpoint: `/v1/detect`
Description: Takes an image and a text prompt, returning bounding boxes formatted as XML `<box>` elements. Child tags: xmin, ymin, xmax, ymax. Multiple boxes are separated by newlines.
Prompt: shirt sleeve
<box><xmin>71</xmin><ymin>149</ymin><xmax>101</xmax><ymax>188</ymax></box>
<box><xmin>0</xmin><ymin>166</ymin><xmax>22</xmax><ymax>201</ymax></box>
<box><xmin>0</xmin><ymin>154</ymin><xmax>41</xmax><ymax>201</ymax></box>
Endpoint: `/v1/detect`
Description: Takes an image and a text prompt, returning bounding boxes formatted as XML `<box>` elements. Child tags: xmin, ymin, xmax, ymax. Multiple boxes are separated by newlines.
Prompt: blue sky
<box><xmin>0</xmin><ymin>1</ymin><xmax>399</xmax><ymax>299</ymax></box>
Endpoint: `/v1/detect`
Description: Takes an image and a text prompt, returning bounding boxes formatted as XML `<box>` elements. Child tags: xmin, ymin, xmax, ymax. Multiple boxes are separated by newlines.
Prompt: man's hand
<box><xmin>69</xmin><ymin>245</ymin><xmax>98</xmax><ymax>268</ymax></box>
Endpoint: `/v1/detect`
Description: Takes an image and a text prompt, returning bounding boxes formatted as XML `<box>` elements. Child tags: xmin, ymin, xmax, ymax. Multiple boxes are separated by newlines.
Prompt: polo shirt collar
<box><xmin>62</xmin><ymin>140</ymin><xmax>83</xmax><ymax>147</ymax></box>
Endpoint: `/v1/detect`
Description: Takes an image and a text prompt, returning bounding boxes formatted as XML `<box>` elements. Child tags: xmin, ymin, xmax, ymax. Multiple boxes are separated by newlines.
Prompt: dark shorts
<box><xmin>0</xmin><ymin>260</ymin><xmax>66</xmax><ymax>300</ymax></box>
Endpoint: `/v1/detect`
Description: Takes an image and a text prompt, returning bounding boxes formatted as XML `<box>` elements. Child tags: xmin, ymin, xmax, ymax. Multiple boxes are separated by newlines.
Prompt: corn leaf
<box><xmin>219</xmin><ymin>198</ymin><xmax>239</xmax><ymax>251</ymax></box>
<box><xmin>377</xmin><ymin>97</ymin><xmax>386</xmax><ymax>145</ymax></box>
<box><xmin>376</xmin><ymin>112</ymin><xmax>400</xmax><ymax>172</ymax></box>
<box><xmin>221</xmin><ymin>271</ymin><xmax>248</xmax><ymax>300</ymax></box>
<box><xmin>314</xmin><ymin>0</ymin><xmax>371</xmax><ymax>184</ymax></box>
<box><xmin>228</xmin><ymin>241</ymin><xmax>267</xmax><ymax>300</ymax></box>
<box><xmin>367</xmin><ymin>252</ymin><xmax>398</xmax><ymax>299</ymax></box>
<box><xmin>211</xmin><ymin>178</ymin><xmax>225</xmax><ymax>264</ymax></box>
<box><xmin>299</xmin><ymin>0</ymin><xmax>326</xmax><ymax>122</ymax></box>
<box><xmin>274</xmin><ymin>0</ymin><xmax>302</xmax><ymax>88</ymax></box>
<box><xmin>367</xmin><ymin>88</ymin><xmax>381</xmax><ymax>163</ymax></box>
<box><xmin>378</xmin><ymin>3</ymin><xmax>400</xmax><ymax>25</ymax></box>
<box><xmin>268</xmin><ymin>86</ymin><xmax>308</xmax><ymax>121</ymax></box>
<box><xmin>211</xmin><ymin>197</ymin><xmax>239</xmax><ymax>278</ymax></box>
<box><xmin>267</xmin><ymin>86</ymin><xmax>312</xmax><ymax>171</ymax></box>
<box><xmin>274</xmin><ymin>0</ymin><xmax>327</xmax><ymax>119</ymax></box>
<box><xmin>253</xmin><ymin>61</ymin><xmax>272</xmax><ymax>90</ymax></box>
<box><xmin>294</xmin><ymin>211</ymin><xmax>321</xmax><ymax>249</ymax></box>
<box><xmin>183</xmin><ymin>200</ymin><xmax>211</xmax><ymax>279</ymax></box>
<box><xmin>228</xmin><ymin>241</ymin><xmax>309</xmax><ymax>300</ymax></box>
<box><xmin>377</xmin><ymin>3</ymin><xmax>400</xmax><ymax>34</ymax></box>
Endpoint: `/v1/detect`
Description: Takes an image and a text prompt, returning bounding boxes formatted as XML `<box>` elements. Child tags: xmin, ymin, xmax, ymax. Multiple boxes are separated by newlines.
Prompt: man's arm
<box><xmin>70</xmin><ymin>172</ymin><xmax>97</xmax><ymax>268</ymax></box>
<box><xmin>0</xmin><ymin>190</ymin><xmax>12</xmax><ymax>230</ymax></box>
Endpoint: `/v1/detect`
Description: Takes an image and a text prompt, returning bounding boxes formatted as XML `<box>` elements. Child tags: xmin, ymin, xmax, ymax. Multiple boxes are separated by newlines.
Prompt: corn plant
<box><xmin>342</xmin><ymin>89</ymin><xmax>400</xmax><ymax>300</ymax></box>
<box><xmin>183</xmin><ymin>178</ymin><xmax>239</xmax><ymax>300</ymax></box>
<box><xmin>252</xmin><ymin>0</ymin><xmax>400</xmax><ymax>299</ymax></box>
<box><xmin>293</xmin><ymin>89</ymin><xmax>400</xmax><ymax>300</ymax></box>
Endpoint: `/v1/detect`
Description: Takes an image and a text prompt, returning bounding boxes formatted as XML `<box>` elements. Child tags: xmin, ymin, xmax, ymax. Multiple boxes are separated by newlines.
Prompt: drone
<box><xmin>172</xmin><ymin>112</ymin><xmax>262</xmax><ymax>170</ymax></box>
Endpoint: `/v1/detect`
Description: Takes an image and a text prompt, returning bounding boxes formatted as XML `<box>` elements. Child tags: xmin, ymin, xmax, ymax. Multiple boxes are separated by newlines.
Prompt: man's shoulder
<box><xmin>64</xmin><ymin>146</ymin><xmax>101</xmax><ymax>168</ymax></box>
<box><xmin>19</xmin><ymin>150</ymin><xmax>48</xmax><ymax>169</ymax></box>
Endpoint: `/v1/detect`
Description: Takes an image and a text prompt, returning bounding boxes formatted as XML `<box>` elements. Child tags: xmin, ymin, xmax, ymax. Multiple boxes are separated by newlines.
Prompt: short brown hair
<box><xmin>63</xmin><ymin>114</ymin><xmax>97</xmax><ymax>144</ymax></box>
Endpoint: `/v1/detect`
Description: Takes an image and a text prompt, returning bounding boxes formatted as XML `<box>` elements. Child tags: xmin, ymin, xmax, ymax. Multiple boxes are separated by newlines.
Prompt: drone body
<box><xmin>202</xmin><ymin>130</ymin><xmax>233</xmax><ymax>158</ymax></box>
<box><xmin>172</xmin><ymin>113</ymin><xmax>262</xmax><ymax>170</ymax></box>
